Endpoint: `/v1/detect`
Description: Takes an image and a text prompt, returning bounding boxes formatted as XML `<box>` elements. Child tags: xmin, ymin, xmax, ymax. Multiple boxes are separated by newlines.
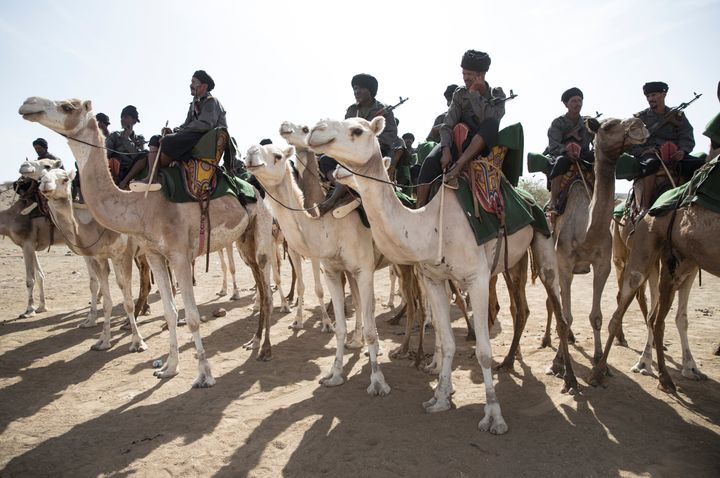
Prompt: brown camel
<box><xmin>20</xmin><ymin>96</ymin><xmax>274</xmax><ymax>388</ymax></box>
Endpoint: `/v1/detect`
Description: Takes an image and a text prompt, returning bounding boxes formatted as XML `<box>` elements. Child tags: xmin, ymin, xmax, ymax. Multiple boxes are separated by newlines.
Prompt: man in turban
<box><xmin>630</xmin><ymin>81</ymin><xmax>701</xmax><ymax>212</ymax></box>
<box><xmin>132</xmin><ymin>70</ymin><xmax>227</xmax><ymax>191</ymax></box>
<box><xmin>96</xmin><ymin>113</ymin><xmax>111</xmax><ymax>137</ymax></box>
<box><xmin>317</xmin><ymin>73</ymin><xmax>404</xmax><ymax>216</ymax></box>
<box><xmin>416</xmin><ymin>50</ymin><xmax>506</xmax><ymax>207</ymax></box>
<box><xmin>543</xmin><ymin>87</ymin><xmax>595</xmax><ymax>213</ymax></box>
<box><xmin>105</xmin><ymin>105</ymin><xmax>149</xmax><ymax>189</ymax></box>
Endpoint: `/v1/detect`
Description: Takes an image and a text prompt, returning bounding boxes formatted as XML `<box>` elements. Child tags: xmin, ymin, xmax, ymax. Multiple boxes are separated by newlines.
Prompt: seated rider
<box><xmin>543</xmin><ymin>87</ymin><xmax>595</xmax><ymax>214</ymax></box>
<box><xmin>416</xmin><ymin>49</ymin><xmax>506</xmax><ymax>208</ymax></box>
<box><xmin>317</xmin><ymin>73</ymin><xmax>404</xmax><ymax>216</ymax></box>
<box><xmin>132</xmin><ymin>69</ymin><xmax>227</xmax><ymax>191</ymax></box>
<box><xmin>106</xmin><ymin>105</ymin><xmax>148</xmax><ymax>189</ymax></box>
<box><xmin>14</xmin><ymin>138</ymin><xmax>62</xmax><ymax>214</ymax></box>
<box><xmin>631</xmin><ymin>81</ymin><xmax>703</xmax><ymax>212</ymax></box>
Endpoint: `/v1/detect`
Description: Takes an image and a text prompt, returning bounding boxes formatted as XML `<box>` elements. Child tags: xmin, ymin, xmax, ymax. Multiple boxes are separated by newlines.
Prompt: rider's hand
<box><xmin>161</xmin><ymin>127</ymin><xmax>172</xmax><ymax>136</ymax></box>
<box><xmin>671</xmin><ymin>150</ymin><xmax>685</xmax><ymax>161</ymax></box>
<box><xmin>440</xmin><ymin>147</ymin><xmax>452</xmax><ymax>170</ymax></box>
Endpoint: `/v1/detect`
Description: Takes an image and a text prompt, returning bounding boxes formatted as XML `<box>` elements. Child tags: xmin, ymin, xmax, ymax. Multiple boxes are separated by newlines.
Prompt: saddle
<box><xmin>180</xmin><ymin>128</ymin><xmax>230</xmax><ymax>201</ymax></box>
<box><xmin>554</xmin><ymin>161</ymin><xmax>594</xmax><ymax>216</ymax></box>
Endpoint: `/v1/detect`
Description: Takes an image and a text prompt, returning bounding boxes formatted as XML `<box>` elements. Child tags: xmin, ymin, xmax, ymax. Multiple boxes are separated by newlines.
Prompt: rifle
<box><xmin>648</xmin><ymin>91</ymin><xmax>702</xmax><ymax>135</ymax></box>
<box><xmin>374</xmin><ymin>96</ymin><xmax>409</xmax><ymax>117</ymax></box>
<box><xmin>490</xmin><ymin>89</ymin><xmax>518</xmax><ymax>105</ymax></box>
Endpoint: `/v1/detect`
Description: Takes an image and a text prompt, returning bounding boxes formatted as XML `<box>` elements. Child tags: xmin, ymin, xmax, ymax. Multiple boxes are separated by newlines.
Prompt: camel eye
<box><xmin>273</xmin><ymin>154</ymin><xmax>282</xmax><ymax>161</ymax></box>
<box><xmin>302</xmin><ymin>126</ymin><xmax>309</xmax><ymax>134</ymax></box>
<box><xmin>61</xmin><ymin>104</ymin><xmax>74</xmax><ymax>113</ymax></box>
<box><xmin>351</xmin><ymin>128</ymin><xmax>363</xmax><ymax>137</ymax></box>
<box><xmin>44</xmin><ymin>165</ymin><xmax>51</xmax><ymax>170</ymax></box>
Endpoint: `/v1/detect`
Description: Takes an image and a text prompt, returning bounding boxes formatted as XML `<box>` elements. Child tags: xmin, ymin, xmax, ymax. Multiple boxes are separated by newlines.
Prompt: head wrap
<box><xmin>460</xmin><ymin>50</ymin><xmax>491</xmax><ymax>73</ymax></box>
<box><xmin>32</xmin><ymin>138</ymin><xmax>48</xmax><ymax>149</ymax></box>
<box><xmin>193</xmin><ymin>70</ymin><xmax>215</xmax><ymax>91</ymax></box>
<box><xmin>259</xmin><ymin>138</ymin><xmax>273</xmax><ymax>146</ymax></box>
<box><xmin>351</xmin><ymin>73</ymin><xmax>378</xmax><ymax>98</ymax></box>
<box><xmin>444</xmin><ymin>84</ymin><xmax>459</xmax><ymax>101</ymax></box>
<box><xmin>148</xmin><ymin>135</ymin><xmax>162</xmax><ymax>147</ymax></box>
<box><xmin>643</xmin><ymin>81</ymin><xmax>668</xmax><ymax>95</ymax></box>
<box><xmin>120</xmin><ymin>105</ymin><xmax>140</xmax><ymax>122</ymax></box>
<box><xmin>402</xmin><ymin>132</ymin><xmax>415</xmax><ymax>141</ymax></box>
<box><xmin>95</xmin><ymin>112</ymin><xmax>110</xmax><ymax>125</ymax></box>
<box><xmin>561</xmin><ymin>87</ymin><xmax>584</xmax><ymax>104</ymax></box>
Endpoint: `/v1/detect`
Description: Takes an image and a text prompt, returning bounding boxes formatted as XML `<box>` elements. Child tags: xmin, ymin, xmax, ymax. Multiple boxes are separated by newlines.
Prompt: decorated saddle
<box><xmin>650</xmin><ymin>157</ymin><xmax>720</xmax><ymax>217</ymax></box>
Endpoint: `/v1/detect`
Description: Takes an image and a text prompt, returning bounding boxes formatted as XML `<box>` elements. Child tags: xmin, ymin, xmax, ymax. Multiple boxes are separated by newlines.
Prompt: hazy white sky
<box><xmin>1</xmin><ymin>0</ymin><xmax>718</xmax><ymax>193</ymax></box>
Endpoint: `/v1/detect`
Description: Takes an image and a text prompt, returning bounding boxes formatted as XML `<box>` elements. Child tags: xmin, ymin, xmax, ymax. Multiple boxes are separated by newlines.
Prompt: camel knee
<box><xmin>476</xmin><ymin>349</ymin><xmax>492</xmax><ymax>369</ymax></box>
<box><xmin>628</xmin><ymin>271</ymin><xmax>645</xmax><ymax>290</ymax></box>
<box><xmin>257</xmin><ymin>253</ymin><xmax>268</xmax><ymax>270</ymax></box>
<box><xmin>540</xmin><ymin>267</ymin><xmax>555</xmax><ymax>284</ymax></box>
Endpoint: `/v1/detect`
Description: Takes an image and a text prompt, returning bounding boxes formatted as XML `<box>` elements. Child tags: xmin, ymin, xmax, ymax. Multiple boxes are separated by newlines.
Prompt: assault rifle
<box><xmin>648</xmin><ymin>91</ymin><xmax>702</xmax><ymax>135</ymax></box>
<box><xmin>374</xmin><ymin>96</ymin><xmax>409</xmax><ymax>117</ymax></box>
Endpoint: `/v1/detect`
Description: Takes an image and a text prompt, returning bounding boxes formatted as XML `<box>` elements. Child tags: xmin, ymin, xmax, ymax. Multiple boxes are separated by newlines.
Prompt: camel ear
<box><xmin>283</xmin><ymin>145</ymin><xmax>295</xmax><ymax>159</ymax></box>
<box><xmin>53</xmin><ymin>159</ymin><xmax>63</xmax><ymax>169</ymax></box>
<box><xmin>586</xmin><ymin>117</ymin><xmax>600</xmax><ymax>133</ymax></box>
<box><xmin>68</xmin><ymin>169</ymin><xmax>77</xmax><ymax>181</ymax></box>
<box><xmin>600</xmin><ymin>118</ymin><xmax>621</xmax><ymax>131</ymax></box>
<box><xmin>382</xmin><ymin>156</ymin><xmax>391</xmax><ymax>170</ymax></box>
<box><xmin>82</xmin><ymin>100</ymin><xmax>92</xmax><ymax>112</ymax></box>
<box><xmin>369</xmin><ymin>116</ymin><xmax>386</xmax><ymax>136</ymax></box>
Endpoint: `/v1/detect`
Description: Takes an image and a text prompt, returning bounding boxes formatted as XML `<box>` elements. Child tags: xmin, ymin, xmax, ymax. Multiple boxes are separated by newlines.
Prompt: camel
<box><xmin>19</xmin><ymin>158</ymin><xmax>152</xmax><ymax>325</ymax></box>
<box><xmin>20</xmin><ymin>96</ymin><xmax>274</xmax><ymax>388</ymax></box>
<box><xmin>543</xmin><ymin>117</ymin><xmax>648</xmax><ymax>363</ymax></box>
<box><xmin>578</xmin><ymin>118</ymin><xmax>707</xmax><ymax>385</ymax></box>
<box><xmin>307</xmin><ymin>116</ymin><xmax>576</xmax><ymax>435</ymax></box>
<box><xmin>245</xmin><ymin>143</ymin><xmax>390</xmax><ymax>395</ymax></box>
<box><xmin>33</xmin><ymin>167</ymin><xmax>151</xmax><ymax>351</ymax></box>
<box><xmin>0</xmin><ymin>195</ymin><xmax>64</xmax><ymax>318</ymax></box>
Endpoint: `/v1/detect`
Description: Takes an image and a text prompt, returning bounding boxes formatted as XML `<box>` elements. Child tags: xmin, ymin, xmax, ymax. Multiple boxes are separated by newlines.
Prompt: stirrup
<box><xmin>20</xmin><ymin>202</ymin><xmax>37</xmax><ymax>215</ymax></box>
<box><xmin>129</xmin><ymin>180</ymin><xmax>161</xmax><ymax>192</ymax></box>
<box><xmin>332</xmin><ymin>198</ymin><xmax>361</xmax><ymax>218</ymax></box>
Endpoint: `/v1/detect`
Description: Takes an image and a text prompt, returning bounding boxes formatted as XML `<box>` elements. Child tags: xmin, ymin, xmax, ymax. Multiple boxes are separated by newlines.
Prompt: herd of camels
<box><xmin>3</xmin><ymin>95</ymin><xmax>717</xmax><ymax>435</ymax></box>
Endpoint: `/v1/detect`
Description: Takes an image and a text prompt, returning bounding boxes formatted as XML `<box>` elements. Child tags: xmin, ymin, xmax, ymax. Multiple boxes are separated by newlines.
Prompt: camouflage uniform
<box><xmin>106</xmin><ymin>130</ymin><xmax>147</xmax><ymax>182</ymax></box>
<box><xmin>162</xmin><ymin>92</ymin><xmax>228</xmax><ymax>162</ymax></box>
<box><xmin>543</xmin><ymin>114</ymin><xmax>595</xmax><ymax>180</ymax></box>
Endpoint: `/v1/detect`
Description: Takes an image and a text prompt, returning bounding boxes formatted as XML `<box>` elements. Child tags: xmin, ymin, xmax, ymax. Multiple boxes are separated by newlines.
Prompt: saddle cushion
<box><xmin>650</xmin><ymin>158</ymin><xmax>720</xmax><ymax>216</ymax></box>
<box><xmin>159</xmin><ymin>166</ymin><xmax>256</xmax><ymax>205</ymax></box>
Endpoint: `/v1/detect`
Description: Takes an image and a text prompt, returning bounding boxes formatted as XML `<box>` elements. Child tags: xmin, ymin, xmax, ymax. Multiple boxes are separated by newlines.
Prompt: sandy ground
<box><xmin>1</xmin><ymin>188</ymin><xmax>719</xmax><ymax>477</ymax></box>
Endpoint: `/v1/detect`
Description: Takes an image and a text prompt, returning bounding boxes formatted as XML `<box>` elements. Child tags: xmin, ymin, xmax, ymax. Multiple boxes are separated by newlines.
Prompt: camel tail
<box><xmin>529</xmin><ymin>248</ymin><xmax>539</xmax><ymax>285</ymax></box>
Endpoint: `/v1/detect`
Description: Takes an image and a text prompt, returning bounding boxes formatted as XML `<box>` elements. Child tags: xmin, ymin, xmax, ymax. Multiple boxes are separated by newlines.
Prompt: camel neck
<box><xmin>585</xmin><ymin>141</ymin><xmax>619</xmax><ymax>240</ymax></box>
<box><xmin>46</xmin><ymin>198</ymin><xmax>83</xmax><ymax>252</ymax></box>
<box><xmin>296</xmin><ymin>148</ymin><xmax>325</xmax><ymax>211</ymax></box>
<box><xmin>69</xmin><ymin>124</ymin><xmax>142</xmax><ymax>236</ymax></box>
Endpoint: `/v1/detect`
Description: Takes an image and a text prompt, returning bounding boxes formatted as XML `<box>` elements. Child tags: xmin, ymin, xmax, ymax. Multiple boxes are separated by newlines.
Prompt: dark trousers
<box><xmin>161</xmin><ymin>130</ymin><xmax>205</xmax><ymax>162</ymax></box>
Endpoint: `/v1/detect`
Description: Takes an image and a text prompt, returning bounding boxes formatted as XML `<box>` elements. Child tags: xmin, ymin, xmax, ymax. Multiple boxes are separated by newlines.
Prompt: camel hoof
<box><xmin>614</xmin><ymin>336</ymin><xmax>628</xmax><ymax>347</ymax></box>
<box><xmin>567</xmin><ymin>331</ymin><xmax>576</xmax><ymax>345</ymax></box>
<box><xmin>423</xmin><ymin>397</ymin><xmax>452</xmax><ymax>413</ymax></box>
<box><xmin>478</xmin><ymin>417</ymin><xmax>508</xmax><ymax>435</ymax></box>
<box><xmin>120</xmin><ymin>320</ymin><xmax>132</xmax><ymax>331</ymax></box>
<box><xmin>320</xmin><ymin>374</ymin><xmax>345</xmax><ymax>387</ymax></box>
<box><xmin>588</xmin><ymin>367</ymin><xmax>608</xmax><ymax>388</ymax></box>
<box><xmin>657</xmin><ymin>378</ymin><xmax>677</xmax><ymax>394</ymax></box>
<box><xmin>682</xmin><ymin>368</ymin><xmax>708</xmax><ymax>381</ymax></box>
<box><xmin>242</xmin><ymin>337</ymin><xmax>260</xmax><ymax>350</ymax></box>
<box><xmin>384</xmin><ymin>301</ymin><xmax>395</xmax><ymax>309</ymax></box>
<box><xmin>539</xmin><ymin>336</ymin><xmax>552</xmax><ymax>349</ymax></box>
<box><xmin>346</xmin><ymin>338</ymin><xmax>364</xmax><ymax>350</ymax></box>
<box><xmin>154</xmin><ymin>369</ymin><xmax>179</xmax><ymax>379</ymax></box>
<box><xmin>631</xmin><ymin>361</ymin><xmax>655</xmax><ymax>376</ymax></box>
<box><xmin>257</xmin><ymin>349</ymin><xmax>272</xmax><ymax>362</ymax></box>
<box><xmin>389</xmin><ymin>347</ymin><xmax>409</xmax><ymax>360</ymax></box>
<box><xmin>91</xmin><ymin>341</ymin><xmax>111</xmax><ymax>351</ymax></box>
<box><xmin>129</xmin><ymin>341</ymin><xmax>148</xmax><ymax>353</ymax></box>
<box><xmin>279</xmin><ymin>304</ymin><xmax>291</xmax><ymax>313</ymax></box>
<box><xmin>216</xmin><ymin>290</ymin><xmax>228</xmax><ymax>297</ymax></box>
<box><xmin>424</xmin><ymin>363</ymin><xmax>440</xmax><ymax>375</ymax></box>
<box><xmin>177</xmin><ymin>318</ymin><xmax>187</xmax><ymax>327</ymax></box>
<box><xmin>79</xmin><ymin>319</ymin><xmax>97</xmax><ymax>328</ymax></box>
<box><xmin>192</xmin><ymin>374</ymin><xmax>216</xmax><ymax>388</ymax></box>
<box><xmin>367</xmin><ymin>381</ymin><xmax>391</xmax><ymax>397</ymax></box>
<box><xmin>230</xmin><ymin>292</ymin><xmax>242</xmax><ymax>301</ymax></box>
<box><xmin>35</xmin><ymin>306</ymin><xmax>47</xmax><ymax>313</ymax></box>
<box><xmin>545</xmin><ymin>362</ymin><xmax>565</xmax><ymax>377</ymax></box>
<box><xmin>288</xmin><ymin>322</ymin><xmax>303</xmax><ymax>330</ymax></box>
<box><xmin>18</xmin><ymin>310</ymin><xmax>35</xmax><ymax>319</ymax></box>
<box><xmin>494</xmin><ymin>359</ymin><xmax>515</xmax><ymax>373</ymax></box>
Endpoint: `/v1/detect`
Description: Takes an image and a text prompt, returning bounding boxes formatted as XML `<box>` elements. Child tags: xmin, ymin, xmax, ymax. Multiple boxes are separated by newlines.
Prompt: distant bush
<box><xmin>518</xmin><ymin>177</ymin><xmax>550</xmax><ymax>205</ymax></box>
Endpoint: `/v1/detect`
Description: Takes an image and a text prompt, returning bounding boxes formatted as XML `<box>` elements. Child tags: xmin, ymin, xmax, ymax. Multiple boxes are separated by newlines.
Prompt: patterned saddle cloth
<box><xmin>181</xmin><ymin>128</ymin><xmax>230</xmax><ymax>201</ymax></box>
<box><xmin>555</xmin><ymin>162</ymin><xmax>594</xmax><ymax>215</ymax></box>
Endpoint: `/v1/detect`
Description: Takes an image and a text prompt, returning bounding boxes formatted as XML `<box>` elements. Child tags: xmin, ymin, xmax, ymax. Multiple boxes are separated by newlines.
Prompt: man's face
<box><xmin>120</xmin><ymin>115</ymin><xmax>137</xmax><ymax>129</ymax></box>
<box><xmin>403</xmin><ymin>137</ymin><xmax>413</xmax><ymax>148</ymax></box>
<box><xmin>33</xmin><ymin>145</ymin><xmax>47</xmax><ymax>156</ymax></box>
<box><xmin>99</xmin><ymin>121</ymin><xmax>110</xmax><ymax>132</ymax></box>
<box><xmin>565</xmin><ymin>96</ymin><xmax>583</xmax><ymax>115</ymax></box>
<box><xmin>190</xmin><ymin>77</ymin><xmax>208</xmax><ymax>97</ymax></box>
<box><xmin>353</xmin><ymin>85</ymin><xmax>372</xmax><ymax>105</ymax></box>
<box><xmin>462</xmin><ymin>69</ymin><xmax>484</xmax><ymax>90</ymax></box>
<box><xmin>646</xmin><ymin>91</ymin><xmax>666</xmax><ymax>110</ymax></box>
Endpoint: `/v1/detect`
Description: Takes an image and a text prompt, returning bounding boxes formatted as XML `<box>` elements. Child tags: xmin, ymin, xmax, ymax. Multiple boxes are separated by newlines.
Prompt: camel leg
<box><xmin>113</xmin><ymin>255</ymin><xmax>147</xmax><ymax>353</ymax></box>
<box><xmin>80</xmin><ymin>256</ymin><xmax>100</xmax><ymax>327</ymax></box>
<box><xmin>451</xmin><ymin>280</ymin><xmax>474</xmax><ymax>340</ymax></box>
<box><xmin>287</xmin><ymin>248</ymin><xmax>306</xmax><ymax>329</ymax></box>
<box><xmin>172</xmin><ymin>253</ymin><xmax>215</xmax><ymax>388</ymax></box>
<box><xmin>90</xmin><ymin>259</ymin><xmax>114</xmax><ymax>351</ymax></box>
<box><xmin>632</xmin><ymin>261</ymin><xmax>661</xmax><ymax>375</ymax></box>
<box><xmin>357</xmin><ymin>270</ymin><xmax>390</xmax><ymax>396</ymax></box>
<box><xmin>345</xmin><ymin>274</ymin><xmax>364</xmax><ymax>349</ymax></box>
<box><xmin>495</xmin><ymin>255</ymin><xmax>529</xmax><ymax>372</ymax></box>
<box><xmin>146</xmin><ymin>253</ymin><xmax>181</xmax><ymax>379</ymax></box>
<box><xmin>651</xmin><ymin>268</ymin><xmax>678</xmax><ymax>393</ymax></box>
<box><xmin>675</xmin><ymin>269</ymin><xmax>706</xmax><ymax>381</ymax></box>
<box><xmin>589</xmin><ymin>257</ymin><xmax>612</xmax><ymax>364</ymax></box>
<box><xmin>285</xmin><ymin>242</ymin><xmax>297</xmax><ymax>304</ymax></box>
<box><xmin>217</xmin><ymin>249</ymin><xmax>229</xmax><ymax>297</ymax></box>
<box><xmin>133</xmin><ymin>254</ymin><xmax>151</xmax><ymax>317</ymax></box>
<box><xmin>385</xmin><ymin>267</ymin><xmax>397</xmax><ymax>308</ymax></box>
<box><xmin>33</xmin><ymin>249</ymin><xmax>47</xmax><ymax>313</ymax></box>
<box><xmin>532</xmin><ymin>235</ymin><xmax>579</xmax><ymax>394</ymax></box>
<box><xmin>390</xmin><ymin>265</ymin><xmax>415</xmax><ymax>359</ymax></box>
<box><xmin>320</xmin><ymin>270</ymin><xmax>348</xmax><ymax>387</ymax></box>
<box><xmin>311</xmin><ymin>258</ymin><xmax>333</xmax><ymax>332</ymax></box>
<box><xmin>226</xmin><ymin>247</ymin><xmax>241</xmax><ymax>300</ymax></box>
<box><xmin>271</xmin><ymin>237</ymin><xmax>290</xmax><ymax>313</ymax></box>
<box><xmin>20</xmin><ymin>245</ymin><xmax>40</xmax><ymax>318</ymax></box>
<box><xmin>421</xmin><ymin>276</ymin><xmax>455</xmax><ymax>413</ymax></box>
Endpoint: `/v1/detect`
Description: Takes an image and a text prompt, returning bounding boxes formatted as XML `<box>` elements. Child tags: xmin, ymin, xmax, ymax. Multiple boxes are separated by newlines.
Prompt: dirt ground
<box><xmin>1</xmin><ymin>188</ymin><xmax>719</xmax><ymax>477</ymax></box>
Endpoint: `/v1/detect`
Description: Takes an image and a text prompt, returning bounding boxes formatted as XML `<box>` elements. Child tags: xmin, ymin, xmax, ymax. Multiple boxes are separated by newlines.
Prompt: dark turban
<box><xmin>643</xmin><ymin>81</ymin><xmax>668</xmax><ymax>95</ymax></box>
<box><xmin>351</xmin><ymin>73</ymin><xmax>378</xmax><ymax>98</ymax></box>
<box><xmin>561</xmin><ymin>87</ymin><xmax>584</xmax><ymax>104</ymax></box>
<box><xmin>95</xmin><ymin>112</ymin><xmax>110</xmax><ymax>125</ymax></box>
<box><xmin>148</xmin><ymin>135</ymin><xmax>161</xmax><ymax>148</ymax></box>
<box><xmin>120</xmin><ymin>105</ymin><xmax>140</xmax><ymax>122</ymax></box>
<box><xmin>193</xmin><ymin>70</ymin><xmax>215</xmax><ymax>91</ymax></box>
<box><xmin>460</xmin><ymin>50</ymin><xmax>491</xmax><ymax>73</ymax></box>
<box><xmin>32</xmin><ymin>138</ymin><xmax>48</xmax><ymax>149</ymax></box>
<box><xmin>259</xmin><ymin>138</ymin><xmax>273</xmax><ymax>146</ymax></box>
<box><xmin>444</xmin><ymin>84</ymin><xmax>459</xmax><ymax>101</ymax></box>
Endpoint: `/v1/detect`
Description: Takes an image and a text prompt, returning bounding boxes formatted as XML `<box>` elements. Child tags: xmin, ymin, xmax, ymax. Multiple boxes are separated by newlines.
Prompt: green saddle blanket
<box><xmin>650</xmin><ymin>158</ymin><xmax>720</xmax><ymax>216</ymax></box>
<box><xmin>158</xmin><ymin>165</ymin><xmax>257</xmax><ymax>205</ymax></box>
<box><xmin>329</xmin><ymin>187</ymin><xmax>415</xmax><ymax>228</ymax></box>
<box><xmin>454</xmin><ymin>176</ymin><xmax>550</xmax><ymax>246</ymax></box>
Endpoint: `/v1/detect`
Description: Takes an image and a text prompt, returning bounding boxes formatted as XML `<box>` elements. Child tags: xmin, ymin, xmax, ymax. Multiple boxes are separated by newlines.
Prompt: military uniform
<box><xmin>162</xmin><ymin>92</ymin><xmax>228</xmax><ymax>162</ymax></box>
<box><xmin>106</xmin><ymin>130</ymin><xmax>147</xmax><ymax>183</ymax></box>
<box><xmin>543</xmin><ymin>114</ymin><xmax>595</xmax><ymax>180</ymax></box>
<box><xmin>418</xmin><ymin>83</ymin><xmax>505</xmax><ymax>185</ymax></box>
<box><xmin>632</xmin><ymin>107</ymin><xmax>698</xmax><ymax>179</ymax></box>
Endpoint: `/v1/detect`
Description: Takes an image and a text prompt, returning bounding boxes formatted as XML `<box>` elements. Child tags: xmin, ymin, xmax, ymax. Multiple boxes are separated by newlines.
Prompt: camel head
<box><xmin>38</xmin><ymin>168</ymin><xmax>75</xmax><ymax>200</ymax></box>
<box><xmin>307</xmin><ymin>116</ymin><xmax>385</xmax><ymax>169</ymax></box>
<box><xmin>19</xmin><ymin>97</ymin><xmax>95</xmax><ymax>138</ymax></box>
<box><xmin>279</xmin><ymin>121</ymin><xmax>311</xmax><ymax>149</ymax></box>
<box><xmin>244</xmin><ymin>143</ymin><xmax>296</xmax><ymax>189</ymax></box>
<box><xmin>587</xmin><ymin>117</ymin><xmax>648</xmax><ymax>158</ymax></box>
<box><xmin>19</xmin><ymin>158</ymin><xmax>63</xmax><ymax>182</ymax></box>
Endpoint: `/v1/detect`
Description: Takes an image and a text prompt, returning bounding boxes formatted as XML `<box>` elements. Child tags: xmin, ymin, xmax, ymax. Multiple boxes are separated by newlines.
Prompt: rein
<box><xmin>46</xmin><ymin>203</ymin><xmax>108</xmax><ymax>251</ymax></box>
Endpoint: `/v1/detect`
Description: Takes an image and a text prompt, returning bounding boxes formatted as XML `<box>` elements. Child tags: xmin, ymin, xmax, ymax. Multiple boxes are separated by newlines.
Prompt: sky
<box><xmin>1</xmin><ymin>0</ymin><xmax>718</xmax><ymax>194</ymax></box>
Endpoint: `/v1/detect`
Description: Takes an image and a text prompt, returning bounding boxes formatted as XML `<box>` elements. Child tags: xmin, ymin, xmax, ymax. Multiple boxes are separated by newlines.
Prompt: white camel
<box><xmin>245</xmin><ymin>143</ymin><xmax>390</xmax><ymax>395</ymax></box>
<box><xmin>307</xmin><ymin>116</ymin><xmax>576</xmax><ymax>434</ymax></box>
<box><xmin>20</xmin><ymin>96</ymin><xmax>274</xmax><ymax>388</ymax></box>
